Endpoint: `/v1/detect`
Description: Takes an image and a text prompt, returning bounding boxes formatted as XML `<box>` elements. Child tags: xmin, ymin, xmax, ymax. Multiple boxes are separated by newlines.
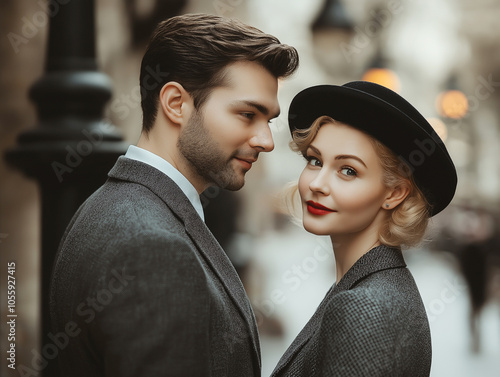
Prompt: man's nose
<box><xmin>249</xmin><ymin>122</ymin><xmax>275</xmax><ymax>152</ymax></box>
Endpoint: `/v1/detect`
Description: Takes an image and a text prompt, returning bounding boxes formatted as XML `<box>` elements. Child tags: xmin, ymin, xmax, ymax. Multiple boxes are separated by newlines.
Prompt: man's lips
<box><xmin>306</xmin><ymin>200</ymin><xmax>335</xmax><ymax>216</ymax></box>
<box><xmin>234</xmin><ymin>157</ymin><xmax>257</xmax><ymax>170</ymax></box>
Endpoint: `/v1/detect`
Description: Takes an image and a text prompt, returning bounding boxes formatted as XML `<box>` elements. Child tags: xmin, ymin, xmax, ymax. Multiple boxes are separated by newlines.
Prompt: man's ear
<box><xmin>158</xmin><ymin>82</ymin><xmax>193</xmax><ymax>125</ymax></box>
<box><xmin>383</xmin><ymin>182</ymin><xmax>411</xmax><ymax>211</ymax></box>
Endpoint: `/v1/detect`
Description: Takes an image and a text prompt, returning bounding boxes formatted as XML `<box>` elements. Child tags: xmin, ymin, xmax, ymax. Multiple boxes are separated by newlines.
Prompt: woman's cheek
<box><xmin>298</xmin><ymin>169</ymin><xmax>311</xmax><ymax>198</ymax></box>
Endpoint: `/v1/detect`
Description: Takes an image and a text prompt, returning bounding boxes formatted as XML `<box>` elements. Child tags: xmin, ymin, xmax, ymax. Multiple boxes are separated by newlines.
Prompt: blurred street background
<box><xmin>1</xmin><ymin>0</ymin><xmax>500</xmax><ymax>375</ymax></box>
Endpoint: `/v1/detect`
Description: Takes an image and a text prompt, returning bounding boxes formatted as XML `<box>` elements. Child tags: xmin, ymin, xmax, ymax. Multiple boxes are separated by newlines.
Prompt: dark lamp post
<box><xmin>5</xmin><ymin>1</ymin><xmax>128</xmax><ymax>375</ymax></box>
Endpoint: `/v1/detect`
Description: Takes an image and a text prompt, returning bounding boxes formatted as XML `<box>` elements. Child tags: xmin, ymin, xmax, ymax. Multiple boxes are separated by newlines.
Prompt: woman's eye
<box><xmin>340</xmin><ymin>167</ymin><xmax>357</xmax><ymax>176</ymax></box>
<box><xmin>306</xmin><ymin>157</ymin><xmax>322</xmax><ymax>167</ymax></box>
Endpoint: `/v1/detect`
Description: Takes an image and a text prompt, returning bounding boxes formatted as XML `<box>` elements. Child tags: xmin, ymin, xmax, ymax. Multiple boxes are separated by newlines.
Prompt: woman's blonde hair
<box><xmin>286</xmin><ymin>115</ymin><xmax>430</xmax><ymax>248</ymax></box>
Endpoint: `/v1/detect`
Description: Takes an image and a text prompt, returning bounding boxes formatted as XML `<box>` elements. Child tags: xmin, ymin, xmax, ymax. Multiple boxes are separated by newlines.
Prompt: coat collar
<box><xmin>271</xmin><ymin>245</ymin><xmax>406</xmax><ymax>376</ymax></box>
<box><xmin>108</xmin><ymin>157</ymin><xmax>261</xmax><ymax>366</ymax></box>
<box><xmin>333</xmin><ymin>244</ymin><xmax>407</xmax><ymax>293</ymax></box>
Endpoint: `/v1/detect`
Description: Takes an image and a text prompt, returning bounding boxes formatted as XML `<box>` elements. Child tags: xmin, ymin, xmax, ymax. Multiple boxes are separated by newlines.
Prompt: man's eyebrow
<box><xmin>230</xmin><ymin>100</ymin><xmax>280</xmax><ymax>119</ymax></box>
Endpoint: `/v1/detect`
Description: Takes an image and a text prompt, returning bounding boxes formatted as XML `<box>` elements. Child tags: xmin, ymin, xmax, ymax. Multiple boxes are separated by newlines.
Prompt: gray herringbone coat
<box><xmin>271</xmin><ymin>245</ymin><xmax>431</xmax><ymax>377</ymax></box>
<box><xmin>50</xmin><ymin>157</ymin><xmax>261</xmax><ymax>377</ymax></box>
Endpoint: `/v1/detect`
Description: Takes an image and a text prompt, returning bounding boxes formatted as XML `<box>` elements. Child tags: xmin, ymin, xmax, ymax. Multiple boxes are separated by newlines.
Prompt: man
<box><xmin>50</xmin><ymin>13</ymin><xmax>299</xmax><ymax>376</ymax></box>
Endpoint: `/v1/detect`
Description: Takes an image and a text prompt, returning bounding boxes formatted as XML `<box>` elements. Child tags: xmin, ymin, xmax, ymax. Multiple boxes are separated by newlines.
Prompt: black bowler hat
<box><xmin>288</xmin><ymin>81</ymin><xmax>457</xmax><ymax>216</ymax></box>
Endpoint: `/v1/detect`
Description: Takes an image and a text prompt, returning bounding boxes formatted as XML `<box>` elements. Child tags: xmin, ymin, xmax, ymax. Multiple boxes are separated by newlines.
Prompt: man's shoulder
<box><xmin>88</xmin><ymin>177</ymin><xmax>167</xmax><ymax>209</ymax></box>
<box><xmin>60</xmin><ymin>178</ymin><xmax>190</xmax><ymax>256</ymax></box>
<box><xmin>55</xmin><ymin>196</ymin><xmax>199</xmax><ymax>284</ymax></box>
<box><xmin>76</xmin><ymin>178</ymin><xmax>179</xmax><ymax>226</ymax></box>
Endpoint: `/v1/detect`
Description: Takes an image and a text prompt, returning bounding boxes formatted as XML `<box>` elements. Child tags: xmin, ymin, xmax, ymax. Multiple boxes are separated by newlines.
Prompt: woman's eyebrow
<box><xmin>307</xmin><ymin>144</ymin><xmax>367</xmax><ymax>168</ymax></box>
<box><xmin>308</xmin><ymin>145</ymin><xmax>367</xmax><ymax>168</ymax></box>
<box><xmin>335</xmin><ymin>154</ymin><xmax>367</xmax><ymax>168</ymax></box>
<box><xmin>307</xmin><ymin>144</ymin><xmax>321</xmax><ymax>156</ymax></box>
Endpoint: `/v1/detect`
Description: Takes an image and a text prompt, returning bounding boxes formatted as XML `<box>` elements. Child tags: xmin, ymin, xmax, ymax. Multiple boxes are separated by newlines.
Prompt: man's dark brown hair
<box><xmin>139</xmin><ymin>13</ymin><xmax>299</xmax><ymax>132</ymax></box>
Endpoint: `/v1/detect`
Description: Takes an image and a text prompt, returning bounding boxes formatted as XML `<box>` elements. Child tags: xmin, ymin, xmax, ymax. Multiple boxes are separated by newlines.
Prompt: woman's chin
<box><xmin>303</xmin><ymin>222</ymin><xmax>330</xmax><ymax>236</ymax></box>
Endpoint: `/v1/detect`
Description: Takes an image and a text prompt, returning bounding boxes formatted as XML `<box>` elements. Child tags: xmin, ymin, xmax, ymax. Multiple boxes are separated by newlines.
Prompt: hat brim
<box><xmin>288</xmin><ymin>84</ymin><xmax>457</xmax><ymax>216</ymax></box>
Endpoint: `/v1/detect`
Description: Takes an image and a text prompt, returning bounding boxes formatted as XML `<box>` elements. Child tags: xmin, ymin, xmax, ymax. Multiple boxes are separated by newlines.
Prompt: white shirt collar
<box><xmin>124</xmin><ymin>145</ymin><xmax>204</xmax><ymax>221</ymax></box>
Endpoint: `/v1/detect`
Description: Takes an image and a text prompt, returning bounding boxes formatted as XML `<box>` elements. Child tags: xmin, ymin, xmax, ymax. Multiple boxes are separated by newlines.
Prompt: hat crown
<box><xmin>343</xmin><ymin>81</ymin><xmax>442</xmax><ymax>145</ymax></box>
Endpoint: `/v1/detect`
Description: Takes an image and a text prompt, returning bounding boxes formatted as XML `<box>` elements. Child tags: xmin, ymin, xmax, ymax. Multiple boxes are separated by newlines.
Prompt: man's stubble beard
<box><xmin>177</xmin><ymin>108</ymin><xmax>245</xmax><ymax>191</ymax></box>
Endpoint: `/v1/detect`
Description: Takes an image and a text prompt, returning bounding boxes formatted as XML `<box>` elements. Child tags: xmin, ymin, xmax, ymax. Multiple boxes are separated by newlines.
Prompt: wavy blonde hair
<box><xmin>286</xmin><ymin>116</ymin><xmax>430</xmax><ymax>248</ymax></box>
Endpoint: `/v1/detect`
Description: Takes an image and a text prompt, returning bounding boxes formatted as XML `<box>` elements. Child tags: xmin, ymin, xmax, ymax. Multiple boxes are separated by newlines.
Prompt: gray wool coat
<box><xmin>271</xmin><ymin>245</ymin><xmax>431</xmax><ymax>377</ymax></box>
<box><xmin>49</xmin><ymin>156</ymin><xmax>261</xmax><ymax>377</ymax></box>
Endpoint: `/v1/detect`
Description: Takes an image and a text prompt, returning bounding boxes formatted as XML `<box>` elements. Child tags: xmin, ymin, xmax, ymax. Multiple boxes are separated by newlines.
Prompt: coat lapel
<box><xmin>272</xmin><ymin>245</ymin><xmax>407</xmax><ymax>376</ymax></box>
<box><xmin>108</xmin><ymin>157</ymin><xmax>261</xmax><ymax>365</ymax></box>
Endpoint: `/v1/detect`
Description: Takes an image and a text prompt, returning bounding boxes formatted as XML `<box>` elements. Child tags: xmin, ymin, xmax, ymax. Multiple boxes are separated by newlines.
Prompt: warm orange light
<box><xmin>427</xmin><ymin>117</ymin><xmax>448</xmax><ymax>141</ymax></box>
<box><xmin>361</xmin><ymin>68</ymin><xmax>401</xmax><ymax>93</ymax></box>
<box><xmin>436</xmin><ymin>90</ymin><xmax>468</xmax><ymax>119</ymax></box>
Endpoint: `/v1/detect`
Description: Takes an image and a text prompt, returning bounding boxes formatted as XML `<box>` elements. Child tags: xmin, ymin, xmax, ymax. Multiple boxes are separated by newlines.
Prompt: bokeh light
<box><xmin>436</xmin><ymin>89</ymin><xmax>469</xmax><ymax>119</ymax></box>
<box><xmin>362</xmin><ymin>68</ymin><xmax>401</xmax><ymax>93</ymax></box>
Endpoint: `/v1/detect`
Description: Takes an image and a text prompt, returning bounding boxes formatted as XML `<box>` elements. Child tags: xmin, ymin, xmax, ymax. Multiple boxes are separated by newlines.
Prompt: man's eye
<box><xmin>241</xmin><ymin>113</ymin><xmax>255</xmax><ymax>120</ymax></box>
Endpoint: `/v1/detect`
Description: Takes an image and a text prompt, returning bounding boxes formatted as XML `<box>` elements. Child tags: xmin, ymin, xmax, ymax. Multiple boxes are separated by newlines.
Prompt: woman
<box><xmin>272</xmin><ymin>82</ymin><xmax>457</xmax><ymax>377</ymax></box>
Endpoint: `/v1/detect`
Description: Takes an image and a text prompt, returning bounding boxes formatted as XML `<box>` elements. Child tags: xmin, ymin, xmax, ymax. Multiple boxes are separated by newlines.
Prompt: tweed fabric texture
<box><xmin>50</xmin><ymin>157</ymin><xmax>261</xmax><ymax>377</ymax></box>
<box><xmin>271</xmin><ymin>245</ymin><xmax>431</xmax><ymax>377</ymax></box>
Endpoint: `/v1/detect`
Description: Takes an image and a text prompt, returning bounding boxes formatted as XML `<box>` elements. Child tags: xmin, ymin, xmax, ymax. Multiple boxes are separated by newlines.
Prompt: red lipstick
<box><xmin>306</xmin><ymin>201</ymin><xmax>335</xmax><ymax>216</ymax></box>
